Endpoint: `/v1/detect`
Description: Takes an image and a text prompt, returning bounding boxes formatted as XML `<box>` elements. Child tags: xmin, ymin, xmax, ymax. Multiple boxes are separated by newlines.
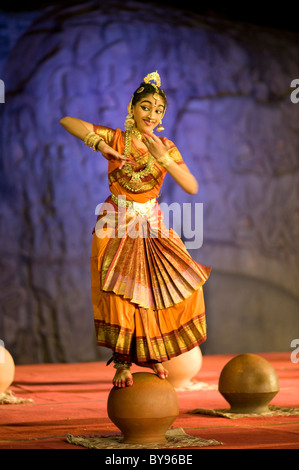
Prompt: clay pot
<box><xmin>0</xmin><ymin>345</ymin><xmax>15</xmax><ymax>394</ymax></box>
<box><xmin>107</xmin><ymin>372</ymin><xmax>179</xmax><ymax>444</ymax></box>
<box><xmin>218</xmin><ymin>353</ymin><xmax>280</xmax><ymax>414</ymax></box>
<box><xmin>164</xmin><ymin>347</ymin><xmax>203</xmax><ymax>389</ymax></box>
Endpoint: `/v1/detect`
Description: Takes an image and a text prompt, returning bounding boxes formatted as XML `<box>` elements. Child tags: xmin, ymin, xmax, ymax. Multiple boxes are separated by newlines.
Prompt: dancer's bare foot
<box><xmin>134</xmin><ymin>361</ymin><xmax>169</xmax><ymax>379</ymax></box>
<box><xmin>151</xmin><ymin>363</ymin><xmax>168</xmax><ymax>380</ymax></box>
<box><xmin>113</xmin><ymin>367</ymin><xmax>133</xmax><ymax>388</ymax></box>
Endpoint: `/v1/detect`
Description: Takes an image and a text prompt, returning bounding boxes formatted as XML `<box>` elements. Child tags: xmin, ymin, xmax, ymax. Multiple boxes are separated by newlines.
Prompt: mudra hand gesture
<box><xmin>143</xmin><ymin>133</ymin><xmax>172</xmax><ymax>169</ymax></box>
<box><xmin>99</xmin><ymin>141</ymin><xmax>136</xmax><ymax>169</ymax></box>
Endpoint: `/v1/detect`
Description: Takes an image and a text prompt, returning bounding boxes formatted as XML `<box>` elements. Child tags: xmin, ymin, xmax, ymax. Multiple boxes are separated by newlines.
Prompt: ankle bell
<box><xmin>113</xmin><ymin>362</ymin><xmax>131</xmax><ymax>370</ymax></box>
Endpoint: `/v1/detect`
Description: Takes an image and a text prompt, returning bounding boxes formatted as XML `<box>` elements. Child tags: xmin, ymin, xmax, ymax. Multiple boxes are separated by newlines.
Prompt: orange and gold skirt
<box><xmin>90</xmin><ymin>195</ymin><xmax>211</xmax><ymax>364</ymax></box>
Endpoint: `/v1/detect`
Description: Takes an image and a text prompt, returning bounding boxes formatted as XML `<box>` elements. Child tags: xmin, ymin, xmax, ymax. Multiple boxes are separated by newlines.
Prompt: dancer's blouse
<box><xmin>94</xmin><ymin>125</ymin><xmax>185</xmax><ymax>202</ymax></box>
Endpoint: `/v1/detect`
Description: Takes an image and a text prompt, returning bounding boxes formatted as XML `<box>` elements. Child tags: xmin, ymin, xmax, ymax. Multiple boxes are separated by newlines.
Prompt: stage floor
<box><xmin>0</xmin><ymin>352</ymin><xmax>298</xmax><ymax>450</ymax></box>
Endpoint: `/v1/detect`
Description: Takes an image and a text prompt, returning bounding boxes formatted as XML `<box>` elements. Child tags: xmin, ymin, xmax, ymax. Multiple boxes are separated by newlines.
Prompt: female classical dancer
<box><xmin>60</xmin><ymin>71</ymin><xmax>211</xmax><ymax>388</ymax></box>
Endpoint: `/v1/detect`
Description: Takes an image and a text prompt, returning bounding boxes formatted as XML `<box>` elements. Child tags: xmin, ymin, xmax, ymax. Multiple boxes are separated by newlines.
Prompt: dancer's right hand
<box><xmin>98</xmin><ymin>142</ymin><xmax>137</xmax><ymax>169</ymax></box>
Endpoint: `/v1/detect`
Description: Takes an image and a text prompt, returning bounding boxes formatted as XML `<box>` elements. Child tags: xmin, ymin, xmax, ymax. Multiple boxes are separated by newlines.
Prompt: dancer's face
<box><xmin>132</xmin><ymin>94</ymin><xmax>165</xmax><ymax>134</ymax></box>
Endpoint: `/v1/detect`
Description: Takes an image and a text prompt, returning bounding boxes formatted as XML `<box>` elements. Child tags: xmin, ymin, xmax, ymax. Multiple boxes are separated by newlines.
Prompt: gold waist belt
<box><xmin>111</xmin><ymin>193</ymin><xmax>157</xmax><ymax>216</ymax></box>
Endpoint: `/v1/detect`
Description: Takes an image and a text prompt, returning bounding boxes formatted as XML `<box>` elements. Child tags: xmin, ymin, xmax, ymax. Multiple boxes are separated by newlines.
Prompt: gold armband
<box><xmin>156</xmin><ymin>151</ymin><xmax>173</xmax><ymax>169</ymax></box>
<box><xmin>84</xmin><ymin>131</ymin><xmax>104</xmax><ymax>151</ymax></box>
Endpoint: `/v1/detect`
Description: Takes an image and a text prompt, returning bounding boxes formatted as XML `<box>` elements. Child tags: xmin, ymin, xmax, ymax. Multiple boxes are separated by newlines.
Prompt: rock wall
<box><xmin>0</xmin><ymin>1</ymin><xmax>298</xmax><ymax>364</ymax></box>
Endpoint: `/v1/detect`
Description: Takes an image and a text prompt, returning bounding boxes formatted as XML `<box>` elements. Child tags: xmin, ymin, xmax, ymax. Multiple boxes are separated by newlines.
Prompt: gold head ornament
<box><xmin>143</xmin><ymin>71</ymin><xmax>161</xmax><ymax>88</ymax></box>
<box><xmin>144</xmin><ymin>71</ymin><xmax>161</xmax><ymax>99</ymax></box>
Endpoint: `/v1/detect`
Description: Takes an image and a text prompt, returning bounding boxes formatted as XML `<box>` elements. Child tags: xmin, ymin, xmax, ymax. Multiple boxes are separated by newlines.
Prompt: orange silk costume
<box><xmin>90</xmin><ymin>125</ymin><xmax>211</xmax><ymax>364</ymax></box>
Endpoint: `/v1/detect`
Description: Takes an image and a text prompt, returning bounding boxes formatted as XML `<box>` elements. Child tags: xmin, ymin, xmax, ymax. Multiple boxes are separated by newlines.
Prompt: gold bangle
<box><xmin>83</xmin><ymin>131</ymin><xmax>95</xmax><ymax>145</ymax></box>
<box><xmin>84</xmin><ymin>132</ymin><xmax>104</xmax><ymax>152</ymax></box>
<box><xmin>156</xmin><ymin>151</ymin><xmax>173</xmax><ymax>169</ymax></box>
<box><xmin>84</xmin><ymin>132</ymin><xmax>98</xmax><ymax>149</ymax></box>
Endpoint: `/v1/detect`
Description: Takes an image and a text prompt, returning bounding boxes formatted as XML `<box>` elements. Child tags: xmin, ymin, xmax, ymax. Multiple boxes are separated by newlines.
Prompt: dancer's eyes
<box><xmin>141</xmin><ymin>105</ymin><xmax>163</xmax><ymax>115</ymax></box>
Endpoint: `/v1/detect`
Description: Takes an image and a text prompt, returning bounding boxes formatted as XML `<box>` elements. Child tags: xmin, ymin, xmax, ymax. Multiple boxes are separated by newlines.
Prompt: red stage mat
<box><xmin>0</xmin><ymin>353</ymin><xmax>298</xmax><ymax>450</ymax></box>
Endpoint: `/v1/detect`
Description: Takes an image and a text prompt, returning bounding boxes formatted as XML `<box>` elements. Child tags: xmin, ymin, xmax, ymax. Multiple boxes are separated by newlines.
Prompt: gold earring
<box><xmin>125</xmin><ymin>99</ymin><xmax>135</xmax><ymax>130</ymax></box>
<box><xmin>156</xmin><ymin>120</ymin><xmax>164</xmax><ymax>132</ymax></box>
<box><xmin>125</xmin><ymin>113</ymin><xmax>134</xmax><ymax>130</ymax></box>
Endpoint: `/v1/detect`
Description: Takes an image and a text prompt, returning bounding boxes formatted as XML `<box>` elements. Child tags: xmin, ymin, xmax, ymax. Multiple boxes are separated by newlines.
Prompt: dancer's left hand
<box><xmin>143</xmin><ymin>133</ymin><xmax>171</xmax><ymax>160</ymax></box>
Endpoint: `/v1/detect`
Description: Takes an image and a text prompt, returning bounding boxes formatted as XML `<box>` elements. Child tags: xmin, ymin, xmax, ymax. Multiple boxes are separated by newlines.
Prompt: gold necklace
<box><xmin>121</xmin><ymin>127</ymin><xmax>154</xmax><ymax>191</ymax></box>
<box><xmin>131</xmin><ymin>128</ymin><xmax>143</xmax><ymax>140</ymax></box>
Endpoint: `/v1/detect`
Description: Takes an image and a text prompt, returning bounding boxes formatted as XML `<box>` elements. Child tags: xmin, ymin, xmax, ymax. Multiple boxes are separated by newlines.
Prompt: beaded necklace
<box><xmin>121</xmin><ymin>127</ymin><xmax>154</xmax><ymax>191</ymax></box>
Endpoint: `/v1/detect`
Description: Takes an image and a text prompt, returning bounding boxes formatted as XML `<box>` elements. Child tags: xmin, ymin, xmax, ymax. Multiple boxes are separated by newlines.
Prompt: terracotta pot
<box><xmin>0</xmin><ymin>346</ymin><xmax>15</xmax><ymax>394</ymax></box>
<box><xmin>218</xmin><ymin>353</ymin><xmax>280</xmax><ymax>414</ymax></box>
<box><xmin>164</xmin><ymin>347</ymin><xmax>203</xmax><ymax>388</ymax></box>
<box><xmin>107</xmin><ymin>372</ymin><xmax>179</xmax><ymax>444</ymax></box>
